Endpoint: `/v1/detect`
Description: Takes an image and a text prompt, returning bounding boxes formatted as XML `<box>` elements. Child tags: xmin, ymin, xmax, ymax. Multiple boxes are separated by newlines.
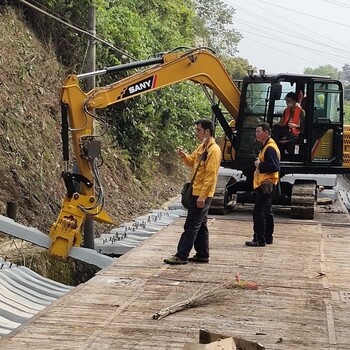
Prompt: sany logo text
<box><xmin>128</xmin><ymin>79</ymin><xmax>152</xmax><ymax>94</ymax></box>
<box><xmin>118</xmin><ymin>75</ymin><xmax>157</xmax><ymax>100</ymax></box>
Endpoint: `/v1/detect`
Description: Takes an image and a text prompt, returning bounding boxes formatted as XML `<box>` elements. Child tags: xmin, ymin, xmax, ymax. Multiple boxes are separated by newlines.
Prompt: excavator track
<box><xmin>290</xmin><ymin>182</ymin><xmax>317</xmax><ymax>219</ymax></box>
<box><xmin>209</xmin><ymin>174</ymin><xmax>236</xmax><ymax>215</ymax></box>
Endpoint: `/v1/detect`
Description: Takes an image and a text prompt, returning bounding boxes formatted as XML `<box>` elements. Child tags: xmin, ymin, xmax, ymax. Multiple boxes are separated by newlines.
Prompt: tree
<box><xmin>303</xmin><ymin>65</ymin><xmax>339</xmax><ymax>79</ymax></box>
<box><xmin>93</xmin><ymin>0</ymin><xmax>207</xmax><ymax>174</ymax></box>
<box><xmin>344</xmin><ymin>101</ymin><xmax>350</xmax><ymax>125</ymax></box>
<box><xmin>340</xmin><ymin>64</ymin><xmax>350</xmax><ymax>101</ymax></box>
<box><xmin>221</xmin><ymin>56</ymin><xmax>254</xmax><ymax>80</ymax></box>
<box><xmin>341</xmin><ymin>63</ymin><xmax>350</xmax><ymax>83</ymax></box>
<box><xmin>96</xmin><ymin>0</ymin><xmax>197</xmax><ymax>63</ymax></box>
<box><xmin>192</xmin><ymin>0</ymin><xmax>242</xmax><ymax>56</ymax></box>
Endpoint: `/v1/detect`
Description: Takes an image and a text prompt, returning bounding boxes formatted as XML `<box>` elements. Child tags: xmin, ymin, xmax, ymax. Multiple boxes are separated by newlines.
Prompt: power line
<box><xmin>18</xmin><ymin>0</ymin><xmax>137</xmax><ymax>61</ymax></box>
<box><xmin>234</xmin><ymin>17</ymin><xmax>350</xmax><ymax>58</ymax></box>
<box><xmin>230</xmin><ymin>0</ymin><xmax>350</xmax><ymax>70</ymax></box>
<box><xmin>234</xmin><ymin>21</ymin><xmax>348</xmax><ymax>63</ymax></box>
<box><xmin>237</xmin><ymin>35</ymin><xmax>319</xmax><ymax>69</ymax></box>
<box><xmin>232</xmin><ymin>12</ymin><xmax>348</xmax><ymax>63</ymax></box>
<box><xmin>256</xmin><ymin>0</ymin><xmax>350</xmax><ymax>29</ymax></box>
<box><xmin>242</xmin><ymin>0</ymin><xmax>350</xmax><ymax>52</ymax></box>
<box><xmin>235</xmin><ymin>26</ymin><xmax>346</xmax><ymax>66</ymax></box>
<box><xmin>322</xmin><ymin>0</ymin><xmax>350</xmax><ymax>9</ymax></box>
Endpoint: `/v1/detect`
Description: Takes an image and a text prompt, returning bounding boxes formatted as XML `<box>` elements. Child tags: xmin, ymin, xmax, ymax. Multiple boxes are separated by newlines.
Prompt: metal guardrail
<box><xmin>0</xmin><ymin>200</ymin><xmax>186</xmax><ymax>337</ymax></box>
<box><xmin>95</xmin><ymin>204</ymin><xmax>187</xmax><ymax>256</ymax></box>
<box><xmin>0</xmin><ymin>258</ymin><xmax>73</xmax><ymax>337</ymax></box>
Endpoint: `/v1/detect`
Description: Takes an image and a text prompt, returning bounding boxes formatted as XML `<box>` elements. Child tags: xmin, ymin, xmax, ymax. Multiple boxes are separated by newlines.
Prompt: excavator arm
<box><xmin>48</xmin><ymin>47</ymin><xmax>241</xmax><ymax>260</ymax></box>
<box><xmin>84</xmin><ymin>48</ymin><xmax>240</xmax><ymax>119</ymax></box>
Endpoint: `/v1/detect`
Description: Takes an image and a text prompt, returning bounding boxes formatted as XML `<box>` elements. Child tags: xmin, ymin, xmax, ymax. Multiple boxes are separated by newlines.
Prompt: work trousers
<box><xmin>176</xmin><ymin>195</ymin><xmax>212</xmax><ymax>260</ymax></box>
<box><xmin>253</xmin><ymin>188</ymin><xmax>274</xmax><ymax>244</ymax></box>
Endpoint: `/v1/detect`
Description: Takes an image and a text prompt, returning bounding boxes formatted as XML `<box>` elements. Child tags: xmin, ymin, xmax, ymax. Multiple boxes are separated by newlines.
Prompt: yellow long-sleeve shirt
<box><xmin>182</xmin><ymin>138</ymin><xmax>222</xmax><ymax>198</ymax></box>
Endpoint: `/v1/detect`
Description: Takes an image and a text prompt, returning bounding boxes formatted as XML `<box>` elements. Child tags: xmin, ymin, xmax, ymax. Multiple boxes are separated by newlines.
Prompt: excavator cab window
<box><xmin>271</xmin><ymin>82</ymin><xmax>299</xmax><ymax>125</ymax></box>
<box><xmin>310</xmin><ymin>81</ymin><xmax>343</xmax><ymax>164</ymax></box>
<box><xmin>241</xmin><ymin>82</ymin><xmax>270</xmax><ymax>126</ymax></box>
<box><xmin>313</xmin><ymin>83</ymin><xmax>341</xmax><ymax>123</ymax></box>
<box><xmin>267</xmin><ymin>81</ymin><xmax>308</xmax><ymax>162</ymax></box>
<box><xmin>234</xmin><ymin>81</ymin><xmax>272</xmax><ymax>168</ymax></box>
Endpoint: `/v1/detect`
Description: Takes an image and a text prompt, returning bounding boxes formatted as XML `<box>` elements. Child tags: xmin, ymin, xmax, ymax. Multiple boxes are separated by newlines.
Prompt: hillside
<box><xmin>0</xmin><ymin>6</ymin><xmax>184</xmax><ymax>280</ymax></box>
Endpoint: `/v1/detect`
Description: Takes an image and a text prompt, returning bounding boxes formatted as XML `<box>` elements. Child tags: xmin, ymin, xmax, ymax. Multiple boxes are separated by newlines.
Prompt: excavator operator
<box><xmin>272</xmin><ymin>91</ymin><xmax>305</xmax><ymax>154</ymax></box>
<box><xmin>274</xmin><ymin>91</ymin><xmax>305</xmax><ymax>140</ymax></box>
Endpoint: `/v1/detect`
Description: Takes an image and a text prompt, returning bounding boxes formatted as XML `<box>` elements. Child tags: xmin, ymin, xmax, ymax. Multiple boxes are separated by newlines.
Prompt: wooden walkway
<box><xmin>1</xmin><ymin>201</ymin><xmax>350</xmax><ymax>349</ymax></box>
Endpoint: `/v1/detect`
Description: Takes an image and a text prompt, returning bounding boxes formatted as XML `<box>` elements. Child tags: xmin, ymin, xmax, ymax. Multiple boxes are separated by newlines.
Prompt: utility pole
<box><xmin>86</xmin><ymin>6</ymin><xmax>96</xmax><ymax>90</ymax></box>
<box><xmin>84</xmin><ymin>5</ymin><xmax>96</xmax><ymax>249</ymax></box>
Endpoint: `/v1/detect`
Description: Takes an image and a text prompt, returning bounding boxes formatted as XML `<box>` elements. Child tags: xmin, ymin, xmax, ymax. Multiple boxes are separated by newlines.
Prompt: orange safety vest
<box><xmin>283</xmin><ymin>106</ymin><xmax>302</xmax><ymax>136</ymax></box>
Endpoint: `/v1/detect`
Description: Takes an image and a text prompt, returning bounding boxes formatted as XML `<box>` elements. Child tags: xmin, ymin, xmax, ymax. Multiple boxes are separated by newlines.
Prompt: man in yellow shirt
<box><xmin>164</xmin><ymin>119</ymin><xmax>222</xmax><ymax>264</ymax></box>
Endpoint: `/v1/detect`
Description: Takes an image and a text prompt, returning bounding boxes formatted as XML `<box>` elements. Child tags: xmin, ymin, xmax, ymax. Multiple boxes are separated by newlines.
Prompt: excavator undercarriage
<box><xmin>209</xmin><ymin>172</ymin><xmax>319</xmax><ymax>219</ymax></box>
<box><xmin>290</xmin><ymin>182</ymin><xmax>317</xmax><ymax>219</ymax></box>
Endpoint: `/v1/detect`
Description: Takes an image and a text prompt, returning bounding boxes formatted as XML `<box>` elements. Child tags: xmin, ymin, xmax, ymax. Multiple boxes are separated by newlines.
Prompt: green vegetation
<box><xmin>304</xmin><ymin>65</ymin><xmax>339</xmax><ymax>79</ymax></box>
<box><xmin>344</xmin><ymin>101</ymin><xmax>350</xmax><ymax>124</ymax></box>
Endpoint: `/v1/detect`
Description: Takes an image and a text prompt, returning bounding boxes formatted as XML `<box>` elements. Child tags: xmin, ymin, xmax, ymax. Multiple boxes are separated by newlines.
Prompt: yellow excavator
<box><xmin>48</xmin><ymin>47</ymin><xmax>350</xmax><ymax>260</ymax></box>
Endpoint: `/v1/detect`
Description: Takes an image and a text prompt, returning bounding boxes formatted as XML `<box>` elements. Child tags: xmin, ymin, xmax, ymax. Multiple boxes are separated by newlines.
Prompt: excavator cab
<box><xmin>233</xmin><ymin>74</ymin><xmax>344</xmax><ymax>175</ymax></box>
<box><xmin>220</xmin><ymin>73</ymin><xmax>347</xmax><ymax>218</ymax></box>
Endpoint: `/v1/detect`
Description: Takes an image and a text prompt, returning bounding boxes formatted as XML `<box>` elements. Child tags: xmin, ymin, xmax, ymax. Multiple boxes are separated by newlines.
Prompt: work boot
<box><xmin>164</xmin><ymin>255</ymin><xmax>188</xmax><ymax>265</ymax></box>
<box><xmin>188</xmin><ymin>255</ymin><xmax>209</xmax><ymax>263</ymax></box>
<box><xmin>245</xmin><ymin>240</ymin><xmax>266</xmax><ymax>247</ymax></box>
<box><xmin>265</xmin><ymin>237</ymin><xmax>273</xmax><ymax>245</ymax></box>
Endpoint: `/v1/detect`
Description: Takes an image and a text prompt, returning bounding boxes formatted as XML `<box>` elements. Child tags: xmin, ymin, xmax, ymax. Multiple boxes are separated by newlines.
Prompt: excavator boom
<box><xmin>83</xmin><ymin>48</ymin><xmax>240</xmax><ymax>117</ymax></box>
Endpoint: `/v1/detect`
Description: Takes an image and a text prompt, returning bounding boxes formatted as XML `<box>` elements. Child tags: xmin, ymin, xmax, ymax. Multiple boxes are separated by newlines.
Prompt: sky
<box><xmin>223</xmin><ymin>0</ymin><xmax>350</xmax><ymax>74</ymax></box>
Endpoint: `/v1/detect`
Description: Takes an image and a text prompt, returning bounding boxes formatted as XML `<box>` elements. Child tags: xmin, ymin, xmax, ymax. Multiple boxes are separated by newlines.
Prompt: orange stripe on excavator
<box><xmin>311</xmin><ymin>138</ymin><xmax>322</xmax><ymax>159</ymax></box>
<box><xmin>152</xmin><ymin>74</ymin><xmax>158</xmax><ymax>88</ymax></box>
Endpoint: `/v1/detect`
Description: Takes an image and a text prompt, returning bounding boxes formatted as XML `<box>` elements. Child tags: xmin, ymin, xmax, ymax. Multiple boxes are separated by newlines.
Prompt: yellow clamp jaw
<box><xmin>48</xmin><ymin>193</ymin><xmax>114</xmax><ymax>261</ymax></box>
